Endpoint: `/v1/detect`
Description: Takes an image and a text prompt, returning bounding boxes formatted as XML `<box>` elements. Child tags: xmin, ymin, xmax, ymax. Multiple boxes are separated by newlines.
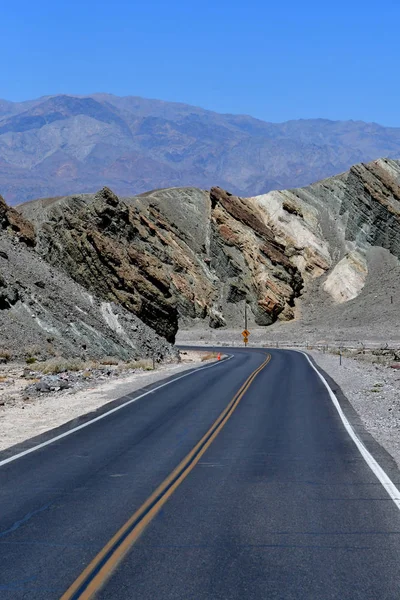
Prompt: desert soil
<box><xmin>0</xmin><ymin>350</ymin><xmax>218</xmax><ymax>452</ymax></box>
<box><xmin>2</xmin><ymin>342</ymin><xmax>399</xmax><ymax>480</ymax></box>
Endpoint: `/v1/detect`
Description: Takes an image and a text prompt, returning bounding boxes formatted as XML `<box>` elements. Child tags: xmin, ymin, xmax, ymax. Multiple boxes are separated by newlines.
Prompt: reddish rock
<box><xmin>0</xmin><ymin>195</ymin><xmax>36</xmax><ymax>246</ymax></box>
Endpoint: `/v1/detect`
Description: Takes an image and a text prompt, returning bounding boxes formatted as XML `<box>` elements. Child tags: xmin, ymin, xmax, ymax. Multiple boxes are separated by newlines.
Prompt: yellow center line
<box><xmin>60</xmin><ymin>353</ymin><xmax>271</xmax><ymax>600</ymax></box>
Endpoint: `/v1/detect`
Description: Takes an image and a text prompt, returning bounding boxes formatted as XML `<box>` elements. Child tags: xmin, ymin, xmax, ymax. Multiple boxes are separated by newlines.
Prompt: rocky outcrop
<box><xmin>288</xmin><ymin>157</ymin><xmax>400</xmax><ymax>303</ymax></box>
<box><xmin>323</xmin><ymin>251</ymin><xmax>367</xmax><ymax>302</ymax></box>
<box><xmin>14</xmin><ymin>157</ymin><xmax>400</xmax><ymax>341</ymax></box>
<box><xmin>0</xmin><ymin>204</ymin><xmax>175</xmax><ymax>361</ymax></box>
<box><xmin>209</xmin><ymin>187</ymin><xmax>304</xmax><ymax>324</ymax></box>
<box><xmin>0</xmin><ymin>194</ymin><xmax>35</xmax><ymax>246</ymax></box>
<box><xmin>21</xmin><ymin>185</ymin><xmax>318</xmax><ymax>338</ymax></box>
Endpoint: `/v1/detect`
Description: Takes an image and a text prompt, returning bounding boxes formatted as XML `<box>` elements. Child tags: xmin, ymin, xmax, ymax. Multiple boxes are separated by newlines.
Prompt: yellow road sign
<box><xmin>242</xmin><ymin>329</ymin><xmax>250</xmax><ymax>337</ymax></box>
<box><xmin>243</xmin><ymin>336</ymin><xmax>249</xmax><ymax>344</ymax></box>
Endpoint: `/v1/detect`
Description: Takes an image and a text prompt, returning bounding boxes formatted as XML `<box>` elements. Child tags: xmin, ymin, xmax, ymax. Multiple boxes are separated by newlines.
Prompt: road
<box><xmin>1</xmin><ymin>348</ymin><xmax>400</xmax><ymax>599</ymax></box>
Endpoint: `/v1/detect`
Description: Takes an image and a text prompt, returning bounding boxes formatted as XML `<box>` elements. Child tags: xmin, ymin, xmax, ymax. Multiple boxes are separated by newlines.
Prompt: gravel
<box><xmin>0</xmin><ymin>351</ymin><xmax>219</xmax><ymax>452</ymax></box>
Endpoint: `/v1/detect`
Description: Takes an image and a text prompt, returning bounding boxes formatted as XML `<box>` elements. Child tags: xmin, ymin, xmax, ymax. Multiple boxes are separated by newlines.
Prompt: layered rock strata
<box><xmin>15</xmin><ymin>158</ymin><xmax>400</xmax><ymax>341</ymax></box>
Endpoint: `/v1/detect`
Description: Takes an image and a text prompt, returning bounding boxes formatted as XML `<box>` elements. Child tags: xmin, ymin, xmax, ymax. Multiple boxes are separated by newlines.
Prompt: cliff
<box><xmin>17</xmin><ymin>158</ymin><xmax>400</xmax><ymax>341</ymax></box>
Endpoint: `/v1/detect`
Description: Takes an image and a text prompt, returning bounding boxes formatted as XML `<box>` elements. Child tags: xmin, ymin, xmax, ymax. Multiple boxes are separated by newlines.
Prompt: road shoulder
<box><xmin>305</xmin><ymin>349</ymin><xmax>400</xmax><ymax>486</ymax></box>
<box><xmin>0</xmin><ymin>356</ymin><xmax>225</xmax><ymax>461</ymax></box>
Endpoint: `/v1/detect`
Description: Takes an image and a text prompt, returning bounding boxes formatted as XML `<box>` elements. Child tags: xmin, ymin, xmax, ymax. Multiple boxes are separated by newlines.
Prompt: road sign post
<box><xmin>242</xmin><ymin>303</ymin><xmax>250</xmax><ymax>346</ymax></box>
<box><xmin>242</xmin><ymin>329</ymin><xmax>250</xmax><ymax>347</ymax></box>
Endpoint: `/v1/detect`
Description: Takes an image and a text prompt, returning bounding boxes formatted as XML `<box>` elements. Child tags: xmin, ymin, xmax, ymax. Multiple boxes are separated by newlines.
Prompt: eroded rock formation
<box><xmin>15</xmin><ymin>157</ymin><xmax>400</xmax><ymax>341</ymax></box>
<box><xmin>0</xmin><ymin>194</ymin><xmax>35</xmax><ymax>246</ymax></box>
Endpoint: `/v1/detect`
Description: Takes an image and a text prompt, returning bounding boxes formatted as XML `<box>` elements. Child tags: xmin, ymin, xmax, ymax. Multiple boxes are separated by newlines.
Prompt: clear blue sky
<box><xmin>2</xmin><ymin>0</ymin><xmax>400</xmax><ymax>125</ymax></box>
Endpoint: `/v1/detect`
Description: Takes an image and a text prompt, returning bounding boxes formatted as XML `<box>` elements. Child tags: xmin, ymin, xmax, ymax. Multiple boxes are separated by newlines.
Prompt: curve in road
<box><xmin>1</xmin><ymin>348</ymin><xmax>400</xmax><ymax>599</ymax></box>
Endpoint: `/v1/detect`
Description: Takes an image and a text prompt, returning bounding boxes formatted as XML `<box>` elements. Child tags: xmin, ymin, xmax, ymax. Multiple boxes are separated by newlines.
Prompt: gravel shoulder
<box><xmin>307</xmin><ymin>350</ymin><xmax>400</xmax><ymax>470</ymax></box>
<box><xmin>0</xmin><ymin>351</ymin><xmax>218</xmax><ymax>452</ymax></box>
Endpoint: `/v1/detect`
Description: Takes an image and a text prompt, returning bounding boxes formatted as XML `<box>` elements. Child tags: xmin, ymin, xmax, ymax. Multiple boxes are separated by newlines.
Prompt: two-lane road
<box><xmin>1</xmin><ymin>349</ymin><xmax>400</xmax><ymax>599</ymax></box>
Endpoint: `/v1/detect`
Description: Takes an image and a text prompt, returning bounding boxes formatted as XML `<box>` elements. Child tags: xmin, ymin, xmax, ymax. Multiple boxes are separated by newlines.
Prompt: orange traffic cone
<box><xmin>217</xmin><ymin>352</ymin><xmax>221</xmax><ymax>361</ymax></box>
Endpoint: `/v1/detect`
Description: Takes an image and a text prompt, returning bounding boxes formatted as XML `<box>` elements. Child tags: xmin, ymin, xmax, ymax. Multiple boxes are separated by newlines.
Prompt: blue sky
<box><xmin>2</xmin><ymin>0</ymin><xmax>400</xmax><ymax>125</ymax></box>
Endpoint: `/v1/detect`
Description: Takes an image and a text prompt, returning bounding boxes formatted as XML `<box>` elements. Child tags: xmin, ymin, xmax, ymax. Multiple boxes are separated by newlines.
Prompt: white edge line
<box><xmin>0</xmin><ymin>355</ymin><xmax>234</xmax><ymax>468</ymax></box>
<box><xmin>296</xmin><ymin>349</ymin><xmax>400</xmax><ymax>510</ymax></box>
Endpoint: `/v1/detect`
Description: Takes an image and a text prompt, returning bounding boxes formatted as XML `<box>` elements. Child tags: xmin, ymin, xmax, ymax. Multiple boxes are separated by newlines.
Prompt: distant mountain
<box><xmin>1</xmin><ymin>93</ymin><xmax>400</xmax><ymax>204</ymax></box>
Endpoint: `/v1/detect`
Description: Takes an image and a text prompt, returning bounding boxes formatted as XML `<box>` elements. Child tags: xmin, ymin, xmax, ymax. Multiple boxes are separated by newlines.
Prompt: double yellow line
<box><xmin>60</xmin><ymin>353</ymin><xmax>271</xmax><ymax>600</ymax></box>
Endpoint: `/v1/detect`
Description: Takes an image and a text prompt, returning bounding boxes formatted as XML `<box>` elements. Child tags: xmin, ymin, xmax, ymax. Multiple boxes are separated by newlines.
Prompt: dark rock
<box><xmin>209</xmin><ymin>311</ymin><xmax>226</xmax><ymax>329</ymax></box>
<box><xmin>35</xmin><ymin>380</ymin><xmax>51</xmax><ymax>392</ymax></box>
<box><xmin>95</xmin><ymin>187</ymin><xmax>120</xmax><ymax>207</ymax></box>
<box><xmin>58</xmin><ymin>379</ymin><xmax>70</xmax><ymax>390</ymax></box>
<box><xmin>0</xmin><ymin>195</ymin><xmax>36</xmax><ymax>246</ymax></box>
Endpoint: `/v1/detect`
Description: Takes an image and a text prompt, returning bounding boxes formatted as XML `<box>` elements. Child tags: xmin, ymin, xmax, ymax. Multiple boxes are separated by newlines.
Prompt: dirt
<box><xmin>0</xmin><ymin>351</ymin><xmax>220</xmax><ymax>452</ymax></box>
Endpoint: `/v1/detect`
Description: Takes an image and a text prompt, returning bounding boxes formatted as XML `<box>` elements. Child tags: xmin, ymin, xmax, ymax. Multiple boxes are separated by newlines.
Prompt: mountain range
<box><xmin>1</xmin><ymin>94</ymin><xmax>400</xmax><ymax>204</ymax></box>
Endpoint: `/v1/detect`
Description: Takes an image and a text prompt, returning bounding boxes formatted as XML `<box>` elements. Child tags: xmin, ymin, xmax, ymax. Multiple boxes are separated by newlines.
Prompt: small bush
<box><xmin>0</xmin><ymin>349</ymin><xmax>11</xmax><ymax>362</ymax></box>
<box><xmin>201</xmin><ymin>352</ymin><xmax>218</xmax><ymax>361</ymax></box>
<box><xmin>39</xmin><ymin>358</ymin><xmax>86</xmax><ymax>374</ymax></box>
<box><xmin>99</xmin><ymin>357</ymin><xmax>120</xmax><ymax>366</ymax></box>
<box><xmin>26</xmin><ymin>356</ymin><xmax>37</xmax><ymax>365</ymax></box>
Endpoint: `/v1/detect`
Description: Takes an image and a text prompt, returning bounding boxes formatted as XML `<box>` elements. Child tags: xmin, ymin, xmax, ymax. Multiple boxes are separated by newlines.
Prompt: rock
<box><xmin>17</xmin><ymin>158</ymin><xmax>400</xmax><ymax>335</ymax></box>
<box><xmin>0</xmin><ymin>251</ymin><xmax>8</xmax><ymax>259</ymax></box>
<box><xmin>94</xmin><ymin>187</ymin><xmax>120</xmax><ymax>207</ymax></box>
<box><xmin>323</xmin><ymin>252</ymin><xmax>367</xmax><ymax>303</ymax></box>
<box><xmin>0</xmin><ymin>154</ymin><xmax>398</xmax><ymax>348</ymax></box>
<box><xmin>0</xmin><ymin>278</ymin><xmax>19</xmax><ymax>310</ymax></box>
<box><xmin>36</xmin><ymin>375</ymin><xmax>71</xmax><ymax>392</ymax></box>
<box><xmin>0</xmin><ymin>195</ymin><xmax>36</xmax><ymax>246</ymax></box>
<box><xmin>35</xmin><ymin>380</ymin><xmax>51</xmax><ymax>392</ymax></box>
<box><xmin>0</xmin><ymin>195</ymin><xmax>177</xmax><ymax>361</ymax></box>
<box><xmin>209</xmin><ymin>311</ymin><xmax>226</xmax><ymax>329</ymax></box>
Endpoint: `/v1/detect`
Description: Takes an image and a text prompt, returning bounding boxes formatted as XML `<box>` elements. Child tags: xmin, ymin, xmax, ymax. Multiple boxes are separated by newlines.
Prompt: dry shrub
<box><xmin>0</xmin><ymin>349</ymin><xmax>11</xmax><ymax>362</ymax></box>
<box><xmin>99</xmin><ymin>357</ymin><xmax>120</xmax><ymax>366</ymax></box>
<box><xmin>38</xmin><ymin>358</ymin><xmax>86</xmax><ymax>374</ymax></box>
<box><xmin>201</xmin><ymin>352</ymin><xmax>218</xmax><ymax>361</ymax></box>
<box><xmin>26</xmin><ymin>345</ymin><xmax>40</xmax><ymax>358</ymax></box>
<box><xmin>119</xmin><ymin>359</ymin><xmax>154</xmax><ymax>371</ymax></box>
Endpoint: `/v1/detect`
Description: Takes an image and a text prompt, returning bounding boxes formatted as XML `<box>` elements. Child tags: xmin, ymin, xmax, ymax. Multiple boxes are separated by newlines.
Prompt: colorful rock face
<box><xmin>15</xmin><ymin>158</ymin><xmax>400</xmax><ymax>342</ymax></box>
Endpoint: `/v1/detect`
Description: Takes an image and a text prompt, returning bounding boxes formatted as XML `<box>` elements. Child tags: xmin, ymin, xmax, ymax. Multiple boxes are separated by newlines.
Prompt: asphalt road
<box><xmin>1</xmin><ymin>348</ymin><xmax>400</xmax><ymax>599</ymax></box>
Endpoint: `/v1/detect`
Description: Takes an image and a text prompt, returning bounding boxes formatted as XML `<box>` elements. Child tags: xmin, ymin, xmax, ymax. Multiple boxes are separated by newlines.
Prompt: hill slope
<box><xmin>0</xmin><ymin>194</ymin><xmax>174</xmax><ymax>360</ymax></box>
<box><xmin>1</xmin><ymin>94</ymin><xmax>400</xmax><ymax>204</ymax></box>
<box><xmin>19</xmin><ymin>158</ymin><xmax>400</xmax><ymax>343</ymax></box>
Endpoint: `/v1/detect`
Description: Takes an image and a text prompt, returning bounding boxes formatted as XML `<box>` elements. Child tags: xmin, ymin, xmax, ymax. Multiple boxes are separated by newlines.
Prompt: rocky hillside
<box><xmin>0</xmin><ymin>195</ymin><xmax>175</xmax><ymax>361</ymax></box>
<box><xmin>17</xmin><ymin>158</ymin><xmax>400</xmax><ymax>342</ymax></box>
<box><xmin>2</xmin><ymin>93</ymin><xmax>400</xmax><ymax>204</ymax></box>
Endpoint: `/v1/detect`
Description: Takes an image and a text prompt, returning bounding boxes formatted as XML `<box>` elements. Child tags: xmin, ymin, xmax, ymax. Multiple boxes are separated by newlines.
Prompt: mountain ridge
<box><xmin>1</xmin><ymin>93</ymin><xmax>400</xmax><ymax>205</ymax></box>
<box><xmin>17</xmin><ymin>158</ymin><xmax>400</xmax><ymax>343</ymax></box>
